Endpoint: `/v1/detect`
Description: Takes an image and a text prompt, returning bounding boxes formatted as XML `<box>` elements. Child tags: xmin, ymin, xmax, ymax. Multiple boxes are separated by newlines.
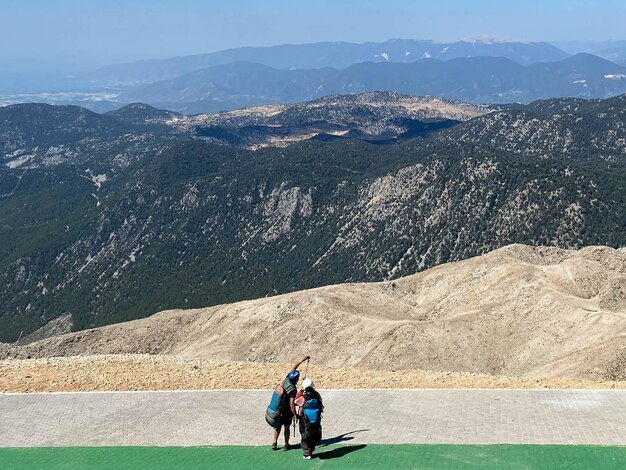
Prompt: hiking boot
<box><xmin>271</xmin><ymin>443</ymin><xmax>278</xmax><ymax>451</ymax></box>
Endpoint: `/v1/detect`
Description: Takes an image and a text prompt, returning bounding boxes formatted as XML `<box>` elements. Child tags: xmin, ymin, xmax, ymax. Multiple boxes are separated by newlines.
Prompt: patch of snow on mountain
<box><xmin>423</xmin><ymin>52</ymin><xmax>432</xmax><ymax>59</ymax></box>
<box><xmin>604</xmin><ymin>74</ymin><xmax>626</xmax><ymax>80</ymax></box>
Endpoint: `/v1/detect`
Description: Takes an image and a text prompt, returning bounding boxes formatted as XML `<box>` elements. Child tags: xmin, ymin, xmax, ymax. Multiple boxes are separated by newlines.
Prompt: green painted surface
<box><xmin>1</xmin><ymin>444</ymin><xmax>625</xmax><ymax>470</ymax></box>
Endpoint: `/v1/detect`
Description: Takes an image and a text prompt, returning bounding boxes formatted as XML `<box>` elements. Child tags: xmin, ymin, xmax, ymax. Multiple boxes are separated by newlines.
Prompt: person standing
<box><xmin>265</xmin><ymin>355</ymin><xmax>310</xmax><ymax>450</ymax></box>
<box><xmin>295</xmin><ymin>377</ymin><xmax>323</xmax><ymax>460</ymax></box>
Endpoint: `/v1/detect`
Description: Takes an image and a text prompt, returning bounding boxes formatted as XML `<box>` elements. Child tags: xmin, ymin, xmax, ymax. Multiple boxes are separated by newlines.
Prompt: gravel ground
<box><xmin>1</xmin><ymin>354</ymin><xmax>624</xmax><ymax>393</ymax></box>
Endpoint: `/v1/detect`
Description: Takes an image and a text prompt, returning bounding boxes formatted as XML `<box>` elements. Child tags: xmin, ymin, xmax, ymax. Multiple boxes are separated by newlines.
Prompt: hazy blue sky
<box><xmin>1</xmin><ymin>0</ymin><xmax>625</xmax><ymax>73</ymax></box>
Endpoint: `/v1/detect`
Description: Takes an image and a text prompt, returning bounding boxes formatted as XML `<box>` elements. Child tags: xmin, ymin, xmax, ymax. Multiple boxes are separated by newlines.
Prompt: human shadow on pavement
<box><xmin>319</xmin><ymin>429</ymin><xmax>369</xmax><ymax>447</ymax></box>
<box><xmin>316</xmin><ymin>444</ymin><xmax>367</xmax><ymax>460</ymax></box>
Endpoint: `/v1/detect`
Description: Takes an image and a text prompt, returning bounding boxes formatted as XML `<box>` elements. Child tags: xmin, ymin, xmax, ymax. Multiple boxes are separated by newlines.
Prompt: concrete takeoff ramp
<box><xmin>1</xmin><ymin>389</ymin><xmax>625</xmax><ymax>469</ymax></box>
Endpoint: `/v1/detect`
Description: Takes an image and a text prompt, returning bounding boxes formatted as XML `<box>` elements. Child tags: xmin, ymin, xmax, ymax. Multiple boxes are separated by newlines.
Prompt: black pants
<box><xmin>301</xmin><ymin>437</ymin><xmax>316</xmax><ymax>457</ymax></box>
<box><xmin>299</xmin><ymin>420</ymin><xmax>321</xmax><ymax>457</ymax></box>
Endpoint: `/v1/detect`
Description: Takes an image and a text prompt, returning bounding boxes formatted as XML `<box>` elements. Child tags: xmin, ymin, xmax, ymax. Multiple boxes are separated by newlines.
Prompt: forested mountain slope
<box><xmin>1</xmin><ymin>95</ymin><xmax>625</xmax><ymax>342</ymax></box>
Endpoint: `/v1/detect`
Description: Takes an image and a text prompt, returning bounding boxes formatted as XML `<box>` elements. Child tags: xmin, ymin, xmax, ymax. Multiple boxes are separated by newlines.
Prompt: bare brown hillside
<box><xmin>2</xmin><ymin>245</ymin><xmax>626</xmax><ymax>382</ymax></box>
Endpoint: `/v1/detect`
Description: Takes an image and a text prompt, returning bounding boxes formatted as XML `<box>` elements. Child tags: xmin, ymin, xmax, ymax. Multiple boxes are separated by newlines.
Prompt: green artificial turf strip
<box><xmin>1</xmin><ymin>444</ymin><xmax>625</xmax><ymax>470</ymax></box>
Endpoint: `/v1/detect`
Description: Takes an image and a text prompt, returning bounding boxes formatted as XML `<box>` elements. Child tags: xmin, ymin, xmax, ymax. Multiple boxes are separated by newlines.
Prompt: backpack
<box><xmin>266</xmin><ymin>376</ymin><xmax>296</xmax><ymax>417</ymax></box>
<box><xmin>302</xmin><ymin>396</ymin><xmax>321</xmax><ymax>427</ymax></box>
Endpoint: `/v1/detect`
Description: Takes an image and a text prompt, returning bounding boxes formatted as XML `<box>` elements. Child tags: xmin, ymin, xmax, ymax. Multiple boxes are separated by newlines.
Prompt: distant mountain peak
<box><xmin>561</xmin><ymin>52</ymin><xmax>622</xmax><ymax>66</ymax></box>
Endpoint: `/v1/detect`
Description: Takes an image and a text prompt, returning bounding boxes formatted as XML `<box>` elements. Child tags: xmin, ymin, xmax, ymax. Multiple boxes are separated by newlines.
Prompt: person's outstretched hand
<box><xmin>292</xmin><ymin>355</ymin><xmax>310</xmax><ymax>371</ymax></box>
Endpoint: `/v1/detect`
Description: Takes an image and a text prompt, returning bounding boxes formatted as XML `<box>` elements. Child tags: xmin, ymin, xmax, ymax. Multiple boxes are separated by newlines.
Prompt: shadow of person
<box><xmin>319</xmin><ymin>429</ymin><xmax>369</xmax><ymax>447</ymax></box>
<box><xmin>316</xmin><ymin>444</ymin><xmax>367</xmax><ymax>460</ymax></box>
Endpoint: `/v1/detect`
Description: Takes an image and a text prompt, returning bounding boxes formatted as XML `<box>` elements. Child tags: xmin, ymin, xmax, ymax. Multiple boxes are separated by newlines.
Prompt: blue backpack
<box><xmin>302</xmin><ymin>397</ymin><xmax>321</xmax><ymax>426</ymax></box>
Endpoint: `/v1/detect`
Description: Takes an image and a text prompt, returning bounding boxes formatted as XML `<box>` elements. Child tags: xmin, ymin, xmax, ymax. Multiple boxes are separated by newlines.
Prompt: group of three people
<box><xmin>265</xmin><ymin>355</ymin><xmax>324</xmax><ymax>460</ymax></box>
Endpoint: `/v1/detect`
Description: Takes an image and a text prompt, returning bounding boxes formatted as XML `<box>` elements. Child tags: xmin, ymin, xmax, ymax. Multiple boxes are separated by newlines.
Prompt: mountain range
<box><xmin>118</xmin><ymin>54</ymin><xmax>626</xmax><ymax>113</ymax></box>
<box><xmin>1</xmin><ymin>93</ymin><xmax>626</xmax><ymax>342</ymax></box>
<box><xmin>4</xmin><ymin>40</ymin><xmax>626</xmax><ymax>114</ymax></box>
<box><xmin>86</xmin><ymin>39</ymin><xmax>570</xmax><ymax>86</ymax></box>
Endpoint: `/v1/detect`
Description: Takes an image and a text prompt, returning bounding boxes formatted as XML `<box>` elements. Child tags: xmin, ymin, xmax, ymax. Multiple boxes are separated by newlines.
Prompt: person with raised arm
<box><xmin>264</xmin><ymin>355</ymin><xmax>310</xmax><ymax>451</ymax></box>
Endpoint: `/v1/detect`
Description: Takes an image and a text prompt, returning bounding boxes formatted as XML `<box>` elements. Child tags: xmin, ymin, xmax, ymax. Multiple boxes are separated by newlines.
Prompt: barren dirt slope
<box><xmin>2</xmin><ymin>244</ymin><xmax>625</xmax><ymax>381</ymax></box>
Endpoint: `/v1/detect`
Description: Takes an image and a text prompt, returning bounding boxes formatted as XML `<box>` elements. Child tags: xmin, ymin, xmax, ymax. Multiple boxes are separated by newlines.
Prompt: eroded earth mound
<box><xmin>2</xmin><ymin>245</ymin><xmax>625</xmax><ymax>383</ymax></box>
